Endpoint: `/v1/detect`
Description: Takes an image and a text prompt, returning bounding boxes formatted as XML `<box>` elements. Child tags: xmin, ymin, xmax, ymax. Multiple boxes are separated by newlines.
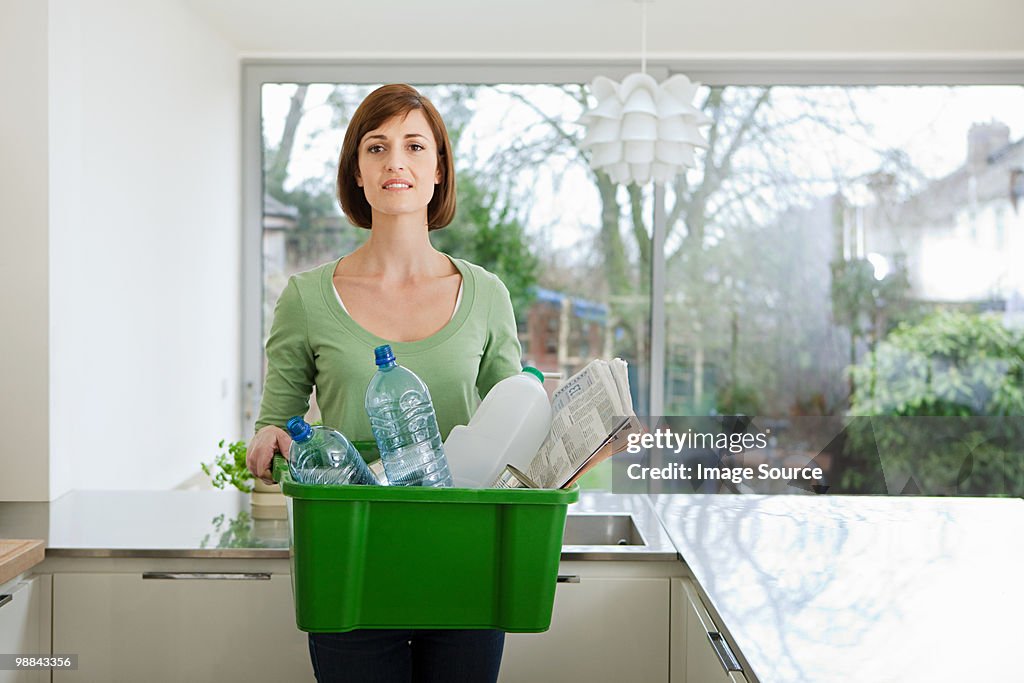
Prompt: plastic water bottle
<box><xmin>444</xmin><ymin>367</ymin><xmax>552</xmax><ymax>488</ymax></box>
<box><xmin>286</xmin><ymin>417</ymin><xmax>379</xmax><ymax>486</ymax></box>
<box><xmin>364</xmin><ymin>345</ymin><xmax>452</xmax><ymax>487</ymax></box>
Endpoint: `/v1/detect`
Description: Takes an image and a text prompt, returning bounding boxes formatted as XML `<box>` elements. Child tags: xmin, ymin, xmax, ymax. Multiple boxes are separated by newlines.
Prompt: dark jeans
<box><xmin>308</xmin><ymin>629</ymin><xmax>505</xmax><ymax>683</ymax></box>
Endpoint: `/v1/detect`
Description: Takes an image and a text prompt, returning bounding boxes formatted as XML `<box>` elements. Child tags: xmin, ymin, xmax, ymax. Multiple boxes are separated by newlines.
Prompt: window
<box><xmin>244</xmin><ymin>65</ymin><xmax>1024</xmax><ymax>495</ymax></box>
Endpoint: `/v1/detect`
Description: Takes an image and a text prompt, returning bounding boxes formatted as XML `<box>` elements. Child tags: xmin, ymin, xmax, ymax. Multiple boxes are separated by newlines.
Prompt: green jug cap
<box><xmin>522</xmin><ymin>366</ymin><xmax>545</xmax><ymax>384</ymax></box>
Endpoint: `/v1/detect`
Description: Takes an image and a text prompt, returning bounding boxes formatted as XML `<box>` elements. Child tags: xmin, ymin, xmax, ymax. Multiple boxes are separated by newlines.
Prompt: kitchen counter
<box><xmin>0</xmin><ymin>538</ymin><xmax>45</xmax><ymax>585</ymax></box>
<box><xmin>0</xmin><ymin>490</ymin><xmax>290</xmax><ymax>559</ymax></box>
<box><xmin>3</xmin><ymin>490</ymin><xmax>1021</xmax><ymax>682</ymax></box>
<box><xmin>0</xmin><ymin>489</ymin><xmax>676</xmax><ymax>560</ymax></box>
<box><xmin>651</xmin><ymin>494</ymin><xmax>1024</xmax><ymax>683</ymax></box>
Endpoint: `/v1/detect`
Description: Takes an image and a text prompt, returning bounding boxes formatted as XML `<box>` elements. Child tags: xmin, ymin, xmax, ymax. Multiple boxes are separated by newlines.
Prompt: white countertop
<box><xmin>4</xmin><ymin>488</ymin><xmax>1021</xmax><ymax>682</ymax></box>
<box><xmin>651</xmin><ymin>494</ymin><xmax>1024</xmax><ymax>683</ymax></box>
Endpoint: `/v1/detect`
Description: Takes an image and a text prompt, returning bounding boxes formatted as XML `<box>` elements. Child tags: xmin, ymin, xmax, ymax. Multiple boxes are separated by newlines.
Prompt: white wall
<box><xmin>44</xmin><ymin>0</ymin><xmax>240</xmax><ymax>496</ymax></box>
<box><xmin>0</xmin><ymin>0</ymin><xmax>50</xmax><ymax>502</ymax></box>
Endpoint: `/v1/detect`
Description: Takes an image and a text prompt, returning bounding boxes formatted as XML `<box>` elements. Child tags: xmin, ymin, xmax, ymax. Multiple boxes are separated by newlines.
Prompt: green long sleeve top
<box><xmin>254</xmin><ymin>255</ymin><xmax>523</xmax><ymax>442</ymax></box>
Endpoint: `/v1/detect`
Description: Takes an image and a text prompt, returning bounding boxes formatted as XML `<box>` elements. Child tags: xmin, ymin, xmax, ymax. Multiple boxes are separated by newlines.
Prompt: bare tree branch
<box><xmin>267</xmin><ymin>85</ymin><xmax>309</xmax><ymax>195</ymax></box>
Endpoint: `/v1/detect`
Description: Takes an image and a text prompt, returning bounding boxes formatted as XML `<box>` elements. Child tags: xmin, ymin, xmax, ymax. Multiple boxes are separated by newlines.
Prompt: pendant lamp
<box><xmin>579</xmin><ymin>1</ymin><xmax>711</xmax><ymax>186</ymax></box>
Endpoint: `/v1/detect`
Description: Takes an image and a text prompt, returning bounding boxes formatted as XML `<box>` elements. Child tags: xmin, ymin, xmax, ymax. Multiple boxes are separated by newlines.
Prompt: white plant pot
<box><xmin>251</xmin><ymin>477</ymin><xmax>287</xmax><ymax>520</ymax></box>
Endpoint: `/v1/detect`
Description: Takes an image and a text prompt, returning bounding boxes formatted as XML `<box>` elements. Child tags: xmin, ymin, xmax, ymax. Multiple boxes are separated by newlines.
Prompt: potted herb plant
<box><xmin>202</xmin><ymin>439</ymin><xmax>287</xmax><ymax>519</ymax></box>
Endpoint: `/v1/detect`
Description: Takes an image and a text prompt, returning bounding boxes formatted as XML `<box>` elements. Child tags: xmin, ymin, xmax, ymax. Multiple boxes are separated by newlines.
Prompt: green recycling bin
<box><xmin>272</xmin><ymin>444</ymin><xmax>578</xmax><ymax>633</ymax></box>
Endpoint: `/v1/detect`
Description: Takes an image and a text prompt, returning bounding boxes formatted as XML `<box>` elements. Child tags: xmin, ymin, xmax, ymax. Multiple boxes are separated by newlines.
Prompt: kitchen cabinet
<box><xmin>52</xmin><ymin>571</ymin><xmax>310</xmax><ymax>682</ymax></box>
<box><xmin>0</xmin><ymin>575</ymin><xmax>51</xmax><ymax>683</ymax></box>
<box><xmin>670</xmin><ymin>578</ymin><xmax>748</xmax><ymax>683</ymax></box>
<box><xmin>49</xmin><ymin>559</ymin><xmax>680</xmax><ymax>683</ymax></box>
<box><xmin>499</xmin><ymin>564</ymin><xmax>672</xmax><ymax>683</ymax></box>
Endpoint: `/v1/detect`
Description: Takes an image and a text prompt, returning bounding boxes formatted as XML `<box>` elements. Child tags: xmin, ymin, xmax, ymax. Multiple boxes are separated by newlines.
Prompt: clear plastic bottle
<box><xmin>444</xmin><ymin>367</ymin><xmax>552</xmax><ymax>488</ymax></box>
<box><xmin>364</xmin><ymin>344</ymin><xmax>452</xmax><ymax>487</ymax></box>
<box><xmin>286</xmin><ymin>417</ymin><xmax>379</xmax><ymax>486</ymax></box>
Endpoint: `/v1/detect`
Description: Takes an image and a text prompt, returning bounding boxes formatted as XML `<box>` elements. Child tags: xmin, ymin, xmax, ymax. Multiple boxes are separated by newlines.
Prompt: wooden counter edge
<box><xmin>0</xmin><ymin>539</ymin><xmax>46</xmax><ymax>586</ymax></box>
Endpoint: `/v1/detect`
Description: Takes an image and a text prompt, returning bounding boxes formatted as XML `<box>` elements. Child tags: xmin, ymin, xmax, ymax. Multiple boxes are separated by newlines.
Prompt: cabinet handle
<box><xmin>708</xmin><ymin>631</ymin><xmax>742</xmax><ymax>672</ymax></box>
<box><xmin>142</xmin><ymin>572</ymin><xmax>271</xmax><ymax>581</ymax></box>
<box><xmin>0</xmin><ymin>594</ymin><xmax>10</xmax><ymax>609</ymax></box>
<box><xmin>556</xmin><ymin>575</ymin><xmax>580</xmax><ymax>584</ymax></box>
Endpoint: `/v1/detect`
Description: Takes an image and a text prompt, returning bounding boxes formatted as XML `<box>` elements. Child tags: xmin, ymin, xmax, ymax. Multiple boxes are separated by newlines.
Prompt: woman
<box><xmin>246</xmin><ymin>84</ymin><xmax>521</xmax><ymax>682</ymax></box>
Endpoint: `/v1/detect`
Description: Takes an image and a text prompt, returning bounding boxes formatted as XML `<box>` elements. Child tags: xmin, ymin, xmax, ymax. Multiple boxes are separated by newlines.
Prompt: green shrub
<box><xmin>842</xmin><ymin>311</ymin><xmax>1024</xmax><ymax>496</ymax></box>
<box><xmin>849</xmin><ymin>311</ymin><xmax>1024</xmax><ymax>417</ymax></box>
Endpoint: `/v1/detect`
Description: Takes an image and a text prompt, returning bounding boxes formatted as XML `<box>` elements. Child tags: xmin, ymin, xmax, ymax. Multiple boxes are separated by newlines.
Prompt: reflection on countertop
<box><xmin>0</xmin><ymin>489</ymin><xmax>676</xmax><ymax>560</ymax></box>
<box><xmin>0</xmin><ymin>490</ymin><xmax>291</xmax><ymax>558</ymax></box>
<box><xmin>651</xmin><ymin>494</ymin><xmax>1024</xmax><ymax>683</ymax></box>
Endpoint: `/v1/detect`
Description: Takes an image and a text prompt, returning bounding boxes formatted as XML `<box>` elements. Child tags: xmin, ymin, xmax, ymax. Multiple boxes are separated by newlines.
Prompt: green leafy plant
<box><xmin>848</xmin><ymin>311</ymin><xmax>1024</xmax><ymax>417</ymax></box>
<box><xmin>201</xmin><ymin>439</ymin><xmax>254</xmax><ymax>493</ymax></box>
<box><xmin>840</xmin><ymin>311</ymin><xmax>1024</xmax><ymax>496</ymax></box>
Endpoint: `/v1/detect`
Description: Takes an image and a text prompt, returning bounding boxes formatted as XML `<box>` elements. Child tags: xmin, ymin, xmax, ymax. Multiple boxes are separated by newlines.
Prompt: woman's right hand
<box><xmin>247</xmin><ymin>425</ymin><xmax>293</xmax><ymax>485</ymax></box>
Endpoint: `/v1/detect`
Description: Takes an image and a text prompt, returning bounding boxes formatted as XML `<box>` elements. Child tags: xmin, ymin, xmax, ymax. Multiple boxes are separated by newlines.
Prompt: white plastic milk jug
<box><xmin>445</xmin><ymin>367</ymin><xmax>552</xmax><ymax>488</ymax></box>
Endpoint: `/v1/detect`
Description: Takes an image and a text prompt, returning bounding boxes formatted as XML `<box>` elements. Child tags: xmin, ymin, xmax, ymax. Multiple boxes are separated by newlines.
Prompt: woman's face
<box><xmin>355</xmin><ymin>109</ymin><xmax>441</xmax><ymax>222</ymax></box>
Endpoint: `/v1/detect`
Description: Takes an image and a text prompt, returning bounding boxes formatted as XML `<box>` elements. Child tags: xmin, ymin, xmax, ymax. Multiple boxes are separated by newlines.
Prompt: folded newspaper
<box><xmin>522</xmin><ymin>358</ymin><xmax>644</xmax><ymax>489</ymax></box>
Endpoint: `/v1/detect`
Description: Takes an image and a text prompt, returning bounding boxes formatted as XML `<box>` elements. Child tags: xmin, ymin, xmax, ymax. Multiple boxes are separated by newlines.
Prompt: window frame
<box><xmin>240</xmin><ymin>57</ymin><xmax>1024</xmax><ymax>436</ymax></box>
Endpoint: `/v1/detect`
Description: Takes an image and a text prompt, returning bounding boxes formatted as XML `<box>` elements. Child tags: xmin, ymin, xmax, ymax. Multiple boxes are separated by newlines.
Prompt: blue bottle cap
<box><xmin>374</xmin><ymin>344</ymin><xmax>396</xmax><ymax>367</ymax></box>
<box><xmin>286</xmin><ymin>416</ymin><xmax>312</xmax><ymax>442</ymax></box>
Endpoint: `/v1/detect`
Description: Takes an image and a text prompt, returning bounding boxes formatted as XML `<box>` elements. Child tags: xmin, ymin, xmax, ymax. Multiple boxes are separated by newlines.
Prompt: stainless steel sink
<box><xmin>562</xmin><ymin>514</ymin><xmax>646</xmax><ymax>546</ymax></box>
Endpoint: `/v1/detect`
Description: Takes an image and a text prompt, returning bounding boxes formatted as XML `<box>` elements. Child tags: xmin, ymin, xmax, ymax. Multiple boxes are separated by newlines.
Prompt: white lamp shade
<box><xmin>622</xmin><ymin>88</ymin><xmax>658</xmax><ymax>116</ymax></box>
<box><xmin>655</xmin><ymin>92</ymin><xmax>701</xmax><ymax>119</ymax></box>
<box><xmin>629</xmin><ymin>163</ymin><xmax>652</xmax><ymax>185</ymax></box>
<box><xmin>580</xmin><ymin>72</ymin><xmax>709</xmax><ymax>186</ymax></box>
<box><xmin>662</xmin><ymin>75</ymin><xmax>701</xmax><ymax>107</ymax></box>
<box><xmin>582</xmin><ymin>117</ymin><xmax>624</xmax><ymax>146</ymax></box>
<box><xmin>624</xmin><ymin>140</ymin><xmax>656</xmax><ymax>164</ymax></box>
<box><xmin>591</xmin><ymin>75</ymin><xmax>619</xmax><ymax>101</ymax></box>
<box><xmin>588</xmin><ymin>97</ymin><xmax>624</xmax><ymax>120</ymax></box>
<box><xmin>605</xmin><ymin>162</ymin><xmax>630</xmax><ymax>184</ymax></box>
<box><xmin>658</xmin><ymin>117</ymin><xmax>710</xmax><ymax>147</ymax></box>
<box><xmin>620</xmin><ymin>112</ymin><xmax>658</xmax><ymax>141</ymax></box>
<box><xmin>654</xmin><ymin>141</ymin><xmax>697</xmax><ymax>167</ymax></box>
<box><xmin>619</xmin><ymin>72</ymin><xmax>658</xmax><ymax>98</ymax></box>
<box><xmin>590</xmin><ymin>142</ymin><xmax>623</xmax><ymax>167</ymax></box>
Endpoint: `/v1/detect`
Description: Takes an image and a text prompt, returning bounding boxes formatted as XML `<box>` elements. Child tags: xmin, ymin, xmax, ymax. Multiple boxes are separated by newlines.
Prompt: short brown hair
<box><xmin>337</xmin><ymin>84</ymin><xmax>456</xmax><ymax>230</ymax></box>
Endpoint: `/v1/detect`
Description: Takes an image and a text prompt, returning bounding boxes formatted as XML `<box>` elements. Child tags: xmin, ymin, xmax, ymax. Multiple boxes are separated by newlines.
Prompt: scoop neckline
<box><xmin>320</xmin><ymin>253</ymin><xmax>476</xmax><ymax>354</ymax></box>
